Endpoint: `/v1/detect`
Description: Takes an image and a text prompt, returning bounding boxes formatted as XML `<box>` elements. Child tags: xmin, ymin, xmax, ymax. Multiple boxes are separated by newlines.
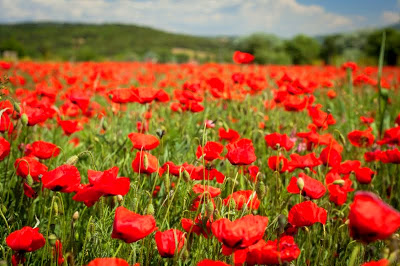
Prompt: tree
<box><xmin>285</xmin><ymin>35</ymin><xmax>321</xmax><ymax>65</ymax></box>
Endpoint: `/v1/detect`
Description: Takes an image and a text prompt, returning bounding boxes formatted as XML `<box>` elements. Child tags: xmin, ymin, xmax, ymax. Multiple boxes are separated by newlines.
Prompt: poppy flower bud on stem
<box><xmin>26</xmin><ymin>174</ymin><xmax>34</xmax><ymax>186</ymax></box>
<box><xmin>116</xmin><ymin>195</ymin><xmax>123</xmax><ymax>203</ymax></box>
<box><xmin>72</xmin><ymin>211</ymin><xmax>79</xmax><ymax>221</ymax></box>
<box><xmin>333</xmin><ymin>179</ymin><xmax>345</xmax><ymax>186</ymax></box>
<box><xmin>147</xmin><ymin>203</ymin><xmax>155</xmax><ymax>215</ymax></box>
<box><xmin>256</xmin><ymin>181</ymin><xmax>266</xmax><ymax>198</ymax></box>
<box><xmin>206</xmin><ymin>200</ymin><xmax>214</xmax><ymax>219</ymax></box>
<box><xmin>53</xmin><ymin>201</ymin><xmax>59</xmax><ymax>216</ymax></box>
<box><xmin>297</xmin><ymin>177</ymin><xmax>305</xmax><ymax>191</ymax></box>
<box><xmin>48</xmin><ymin>234</ymin><xmax>57</xmax><ymax>246</ymax></box>
<box><xmin>13</xmin><ymin>102</ymin><xmax>21</xmax><ymax>113</ymax></box>
<box><xmin>182</xmin><ymin>170</ymin><xmax>190</xmax><ymax>182</ymax></box>
<box><xmin>164</xmin><ymin>174</ymin><xmax>170</xmax><ymax>192</ymax></box>
<box><xmin>65</xmin><ymin>155</ymin><xmax>79</xmax><ymax>166</ymax></box>
<box><xmin>21</xmin><ymin>113</ymin><xmax>28</xmax><ymax>126</ymax></box>
<box><xmin>143</xmin><ymin>154</ymin><xmax>149</xmax><ymax>170</ymax></box>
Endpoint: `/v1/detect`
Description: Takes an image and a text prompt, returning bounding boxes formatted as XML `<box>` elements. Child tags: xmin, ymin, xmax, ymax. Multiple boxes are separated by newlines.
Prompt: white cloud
<box><xmin>381</xmin><ymin>11</ymin><xmax>400</xmax><ymax>25</ymax></box>
<box><xmin>0</xmin><ymin>0</ymin><xmax>381</xmax><ymax>37</ymax></box>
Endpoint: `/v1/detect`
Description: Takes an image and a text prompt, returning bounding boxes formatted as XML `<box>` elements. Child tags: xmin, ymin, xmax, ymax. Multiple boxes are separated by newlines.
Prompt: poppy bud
<box><xmin>183</xmin><ymin>170</ymin><xmax>191</xmax><ymax>182</ymax></box>
<box><xmin>132</xmin><ymin>197</ymin><xmax>138</xmax><ymax>210</ymax></box>
<box><xmin>73</xmin><ymin>211</ymin><xmax>79</xmax><ymax>221</ymax></box>
<box><xmin>13</xmin><ymin>102</ymin><xmax>21</xmax><ymax>113</ymax></box>
<box><xmin>21</xmin><ymin>113</ymin><xmax>28</xmax><ymax>126</ymax></box>
<box><xmin>278</xmin><ymin>214</ymin><xmax>287</xmax><ymax>231</ymax></box>
<box><xmin>297</xmin><ymin>177</ymin><xmax>305</xmax><ymax>191</ymax></box>
<box><xmin>164</xmin><ymin>174</ymin><xmax>170</xmax><ymax>192</ymax></box>
<box><xmin>1</xmin><ymin>204</ymin><xmax>7</xmax><ymax>214</ymax></box>
<box><xmin>229</xmin><ymin>198</ymin><xmax>236</xmax><ymax>210</ymax></box>
<box><xmin>74</xmin><ymin>232</ymin><xmax>79</xmax><ymax>241</ymax></box>
<box><xmin>65</xmin><ymin>155</ymin><xmax>79</xmax><ymax>166</ymax></box>
<box><xmin>48</xmin><ymin>234</ymin><xmax>57</xmax><ymax>246</ymax></box>
<box><xmin>102</xmin><ymin>120</ymin><xmax>108</xmax><ymax>131</ymax></box>
<box><xmin>26</xmin><ymin>174</ymin><xmax>34</xmax><ymax>186</ymax></box>
<box><xmin>333</xmin><ymin>179</ymin><xmax>345</xmax><ymax>186</ymax></box>
<box><xmin>147</xmin><ymin>203</ymin><xmax>155</xmax><ymax>215</ymax></box>
<box><xmin>143</xmin><ymin>154</ymin><xmax>149</xmax><ymax>170</ymax></box>
<box><xmin>53</xmin><ymin>202</ymin><xmax>59</xmax><ymax>216</ymax></box>
<box><xmin>117</xmin><ymin>195</ymin><xmax>123</xmax><ymax>203</ymax></box>
<box><xmin>256</xmin><ymin>181</ymin><xmax>266</xmax><ymax>198</ymax></box>
<box><xmin>206</xmin><ymin>201</ymin><xmax>214</xmax><ymax>219</ymax></box>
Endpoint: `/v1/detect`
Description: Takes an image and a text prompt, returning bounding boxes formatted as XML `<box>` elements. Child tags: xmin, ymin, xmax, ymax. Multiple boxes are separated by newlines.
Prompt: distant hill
<box><xmin>0</xmin><ymin>22</ymin><xmax>234</xmax><ymax>62</ymax></box>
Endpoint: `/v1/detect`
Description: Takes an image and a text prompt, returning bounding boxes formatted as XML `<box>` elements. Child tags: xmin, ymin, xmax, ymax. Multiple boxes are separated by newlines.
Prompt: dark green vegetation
<box><xmin>0</xmin><ymin>22</ymin><xmax>400</xmax><ymax>65</ymax></box>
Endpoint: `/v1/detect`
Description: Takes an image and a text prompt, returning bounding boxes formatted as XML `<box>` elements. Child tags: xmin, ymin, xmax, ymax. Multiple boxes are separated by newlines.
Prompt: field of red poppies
<box><xmin>1</xmin><ymin>51</ymin><xmax>400</xmax><ymax>266</ymax></box>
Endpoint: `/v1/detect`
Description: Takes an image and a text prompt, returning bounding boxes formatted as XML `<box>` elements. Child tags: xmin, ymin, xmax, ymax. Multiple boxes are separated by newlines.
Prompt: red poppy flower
<box><xmin>6</xmin><ymin>226</ymin><xmax>45</xmax><ymax>252</ymax></box>
<box><xmin>379</xmin><ymin>149</ymin><xmax>400</xmax><ymax>164</ymax></box>
<box><xmin>14</xmin><ymin>156</ymin><xmax>48</xmax><ymax>181</ymax></box>
<box><xmin>288</xmin><ymin>201</ymin><xmax>327</xmax><ymax>227</ymax></box>
<box><xmin>0</xmin><ymin>136</ymin><xmax>10</xmax><ymax>161</ymax></box>
<box><xmin>233</xmin><ymin>51</ymin><xmax>255</xmax><ymax>64</ymax></box>
<box><xmin>41</xmin><ymin>164</ymin><xmax>81</xmax><ymax>193</ymax></box>
<box><xmin>246</xmin><ymin>165</ymin><xmax>260</xmax><ymax>182</ymax></box>
<box><xmin>283</xmin><ymin>95</ymin><xmax>308</xmax><ymax>112</ymax></box>
<box><xmin>111</xmin><ymin>206</ymin><xmax>157</xmax><ymax>243</ymax></box>
<box><xmin>211</xmin><ymin>215</ymin><xmax>268</xmax><ymax>250</ymax></box>
<box><xmin>131</xmin><ymin>151</ymin><xmax>159</xmax><ymax>174</ymax></box>
<box><xmin>58</xmin><ymin>119</ymin><xmax>83</xmax><ymax>136</ymax></box>
<box><xmin>155</xmin><ymin>229</ymin><xmax>185</xmax><ymax>258</ymax></box>
<box><xmin>308</xmin><ymin>104</ymin><xmax>336</xmax><ymax>129</ymax></box>
<box><xmin>325</xmin><ymin>171</ymin><xmax>354</xmax><ymax>206</ymax></box>
<box><xmin>348</xmin><ymin>128</ymin><xmax>375</xmax><ymax>147</ymax></box>
<box><xmin>338</xmin><ymin>160</ymin><xmax>361</xmax><ymax>175</ymax></box>
<box><xmin>288</xmin><ymin>153</ymin><xmax>322</xmax><ymax>171</ymax></box>
<box><xmin>192</xmin><ymin>184</ymin><xmax>221</xmax><ymax>197</ymax></box>
<box><xmin>232</xmin><ymin>72</ymin><xmax>245</xmax><ymax>84</ymax></box>
<box><xmin>108</xmin><ymin>88</ymin><xmax>140</xmax><ymax>104</ymax></box>
<box><xmin>181</xmin><ymin>215</ymin><xmax>212</xmax><ymax>238</ymax></box>
<box><xmin>0</xmin><ymin>112</ymin><xmax>13</xmax><ymax>133</ymax></box>
<box><xmin>226</xmin><ymin>138</ymin><xmax>257</xmax><ymax>166</ymax></box>
<box><xmin>23</xmin><ymin>182</ymin><xmax>38</xmax><ymax>198</ymax></box>
<box><xmin>31</xmin><ymin>140</ymin><xmax>60</xmax><ymax>159</ymax></box>
<box><xmin>219</xmin><ymin>128</ymin><xmax>240</xmax><ymax>143</ymax></box>
<box><xmin>196</xmin><ymin>141</ymin><xmax>224</xmax><ymax>162</ymax></box>
<box><xmin>354</xmin><ymin>167</ymin><xmax>375</xmax><ymax>184</ymax></box>
<box><xmin>223</xmin><ymin>190</ymin><xmax>260</xmax><ymax>210</ymax></box>
<box><xmin>364</xmin><ymin>150</ymin><xmax>383</xmax><ymax>162</ymax></box>
<box><xmin>264</xmin><ymin>133</ymin><xmax>294</xmax><ymax>151</ymax></box>
<box><xmin>161</xmin><ymin>161</ymin><xmax>183</xmax><ymax>176</ymax></box>
<box><xmin>348</xmin><ymin>191</ymin><xmax>400</xmax><ymax>243</ymax></box>
<box><xmin>361</xmin><ymin>259</ymin><xmax>389</xmax><ymax>266</ymax></box>
<box><xmin>377</xmin><ymin>126</ymin><xmax>400</xmax><ymax>146</ymax></box>
<box><xmin>73</xmin><ymin>167</ymin><xmax>130</xmax><ymax>207</ymax></box>
<box><xmin>360</xmin><ymin>116</ymin><xmax>374</xmax><ymax>125</ymax></box>
<box><xmin>287</xmin><ymin>173</ymin><xmax>326</xmax><ymax>199</ymax></box>
<box><xmin>268</xmin><ymin>155</ymin><xmax>289</xmax><ymax>173</ymax></box>
<box><xmin>86</xmin><ymin>258</ymin><xmax>130</xmax><ymax>266</ymax></box>
<box><xmin>244</xmin><ymin>236</ymin><xmax>300</xmax><ymax>265</ymax></box>
<box><xmin>319</xmin><ymin>146</ymin><xmax>342</xmax><ymax>168</ymax></box>
<box><xmin>128</xmin><ymin>132</ymin><xmax>160</xmax><ymax>151</ymax></box>
<box><xmin>22</xmin><ymin>105</ymin><xmax>54</xmax><ymax>126</ymax></box>
<box><xmin>342</xmin><ymin>61</ymin><xmax>358</xmax><ymax>72</ymax></box>
<box><xmin>53</xmin><ymin>240</ymin><xmax>64</xmax><ymax>265</ymax></box>
<box><xmin>197</xmin><ymin>260</ymin><xmax>229</xmax><ymax>266</ymax></box>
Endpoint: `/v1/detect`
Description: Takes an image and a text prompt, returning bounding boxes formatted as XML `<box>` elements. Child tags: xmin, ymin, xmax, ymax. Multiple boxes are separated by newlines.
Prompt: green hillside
<box><xmin>0</xmin><ymin>22</ymin><xmax>234</xmax><ymax>62</ymax></box>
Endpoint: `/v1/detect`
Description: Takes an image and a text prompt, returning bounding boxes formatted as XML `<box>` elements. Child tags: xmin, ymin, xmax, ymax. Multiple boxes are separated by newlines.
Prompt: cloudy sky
<box><xmin>1</xmin><ymin>0</ymin><xmax>399</xmax><ymax>37</ymax></box>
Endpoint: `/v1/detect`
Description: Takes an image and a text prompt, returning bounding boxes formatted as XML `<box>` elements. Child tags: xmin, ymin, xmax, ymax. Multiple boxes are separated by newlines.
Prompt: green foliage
<box><xmin>285</xmin><ymin>34</ymin><xmax>321</xmax><ymax>65</ymax></box>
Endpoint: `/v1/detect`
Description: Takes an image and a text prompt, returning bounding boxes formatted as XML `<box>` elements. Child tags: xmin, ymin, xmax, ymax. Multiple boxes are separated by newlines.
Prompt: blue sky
<box><xmin>0</xmin><ymin>0</ymin><xmax>399</xmax><ymax>37</ymax></box>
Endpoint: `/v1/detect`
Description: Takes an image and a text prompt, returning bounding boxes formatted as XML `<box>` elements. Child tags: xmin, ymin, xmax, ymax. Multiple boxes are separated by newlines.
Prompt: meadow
<box><xmin>1</xmin><ymin>50</ymin><xmax>400</xmax><ymax>265</ymax></box>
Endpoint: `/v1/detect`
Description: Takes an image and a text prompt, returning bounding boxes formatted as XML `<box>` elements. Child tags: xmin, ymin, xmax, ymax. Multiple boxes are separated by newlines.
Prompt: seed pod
<box><xmin>297</xmin><ymin>177</ymin><xmax>305</xmax><ymax>191</ymax></box>
<box><xmin>143</xmin><ymin>154</ymin><xmax>149</xmax><ymax>170</ymax></box>
<box><xmin>48</xmin><ymin>234</ymin><xmax>57</xmax><ymax>246</ymax></box>
<box><xmin>65</xmin><ymin>155</ymin><xmax>79</xmax><ymax>166</ymax></box>
<box><xmin>21</xmin><ymin>113</ymin><xmax>28</xmax><ymax>126</ymax></box>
